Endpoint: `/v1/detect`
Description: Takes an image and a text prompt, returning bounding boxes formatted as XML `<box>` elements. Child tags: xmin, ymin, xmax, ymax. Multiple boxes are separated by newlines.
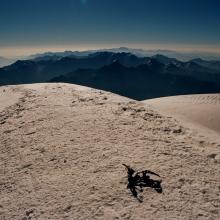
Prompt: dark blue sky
<box><xmin>0</xmin><ymin>0</ymin><xmax>220</xmax><ymax>56</ymax></box>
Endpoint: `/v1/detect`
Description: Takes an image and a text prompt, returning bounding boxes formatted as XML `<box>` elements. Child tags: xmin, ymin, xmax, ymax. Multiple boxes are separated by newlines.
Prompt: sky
<box><xmin>0</xmin><ymin>0</ymin><xmax>220</xmax><ymax>57</ymax></box>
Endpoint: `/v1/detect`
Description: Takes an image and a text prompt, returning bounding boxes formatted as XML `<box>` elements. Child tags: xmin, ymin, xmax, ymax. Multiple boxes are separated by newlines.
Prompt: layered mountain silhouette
<box><xmin>28</xmin><ymin>47</ymin><xmax>220</xmax><ymax>61</ymax></box>
<box><xmin>0</xmin><ymin>52</ymin><xmax>220</xmax><ymax>100</ymax></box>
<box><xmin>50</xmin><ymin>60</ymin><xmax>220</xmax><ymax>100</ymax></box>
<box><xmin>0</xmin><ymin>52</ymin><xmax>149</xmax><ymax>85</ymax></box>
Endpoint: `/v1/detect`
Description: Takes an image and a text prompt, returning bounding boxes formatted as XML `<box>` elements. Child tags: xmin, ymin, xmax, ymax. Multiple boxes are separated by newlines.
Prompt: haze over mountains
<box><xmin>0</xmin><ymin>56</ymin><xmax>15</xmax><ymax>68</ymax></box>
<box><xmin>28</xmin><ymin>47</ymin><xmax>220</xmax><ymax>61</ymax></box>
<box><xmin>0</xmin><ymin>51</ymin><xmax>220</xmax><ymax>100</ymax></box>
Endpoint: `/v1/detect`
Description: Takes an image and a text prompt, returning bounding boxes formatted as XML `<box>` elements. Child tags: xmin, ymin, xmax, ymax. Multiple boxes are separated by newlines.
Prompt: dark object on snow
<box><xmin>122</xmin><ymin>164</ymin><xmax>162</xmax><ymax>202</ymax></box>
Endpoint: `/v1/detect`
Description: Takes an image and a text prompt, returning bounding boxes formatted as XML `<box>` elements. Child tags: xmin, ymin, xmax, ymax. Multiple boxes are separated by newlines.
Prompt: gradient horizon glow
<box><xmin>0</xmin><ymin>0</ymin><xmax>220</xmax><ymax>57</ymax></box>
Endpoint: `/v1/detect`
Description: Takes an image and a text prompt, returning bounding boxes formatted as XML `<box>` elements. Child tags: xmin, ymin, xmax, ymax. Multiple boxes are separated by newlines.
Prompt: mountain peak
<box><xmin>100</xmin><ymin>60</ymin><xmax>126</xmax><ymax>71</ymax></box>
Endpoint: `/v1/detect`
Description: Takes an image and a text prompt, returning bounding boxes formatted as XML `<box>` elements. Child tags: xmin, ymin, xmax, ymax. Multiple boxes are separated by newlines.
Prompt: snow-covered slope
<box><xmin>0</xmin><ymin>83</ymin><xmax>219</xmax><ymax>219</ymax></box>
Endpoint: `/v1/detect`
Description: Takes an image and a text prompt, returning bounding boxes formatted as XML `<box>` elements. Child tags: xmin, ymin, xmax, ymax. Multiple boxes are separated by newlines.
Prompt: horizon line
<box><xmin>1</xmin><ymin>43</ymin><xmax>220</xmax><ymax>58</ymax></box>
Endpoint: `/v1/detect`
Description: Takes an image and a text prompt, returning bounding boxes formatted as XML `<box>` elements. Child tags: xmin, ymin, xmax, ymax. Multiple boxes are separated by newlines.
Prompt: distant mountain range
<box><xmin>28</xmin><ymin>47</ymin><xmax>220</xmax><ymax>61</ymax></box>
<box><xmin>0</xmin><ymin>51</ymin><xmax>220</xmax><ymax>100</ymax></box>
